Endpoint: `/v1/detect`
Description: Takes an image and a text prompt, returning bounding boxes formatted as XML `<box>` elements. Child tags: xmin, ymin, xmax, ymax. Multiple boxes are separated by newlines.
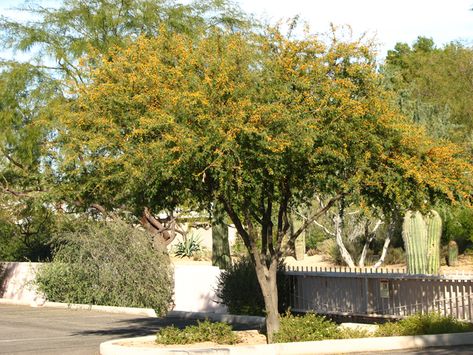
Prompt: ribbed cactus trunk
<box><xmin>292</xmin><ymin>217</ymin><xmax>305</xmax><ymax>261</ymax></box>
<box><xmin>402</xmin><ymin>211</ymin><xmax>427</xmax><ymax>274</ymax></box>
<box><xmin>425</xmin><ymin>210</ymin><xmax>442</xmax><ymax>274</ymax></box>
<box><xmin>447</xmin><ymin>240</ymin><xmax>458</xmax><ymax>267</ymax></box>
<box><xmin>211</xmin><ymin>201</ymin><xmax>232</xmax><ymax>270</ymax></box>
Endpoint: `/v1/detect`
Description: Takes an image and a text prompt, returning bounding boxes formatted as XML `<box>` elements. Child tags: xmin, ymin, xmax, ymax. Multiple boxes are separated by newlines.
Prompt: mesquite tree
<box><xmin>58</xmin><ymin>27</ymin><xmax>472</xmax><ymax>342</ymax></box>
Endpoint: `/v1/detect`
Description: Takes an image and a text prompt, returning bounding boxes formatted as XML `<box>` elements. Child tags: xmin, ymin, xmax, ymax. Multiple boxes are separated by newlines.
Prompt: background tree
<box><xmin>385</xmin><ymin>37</ymin><xmax>473</xmax><ymax>256</ymax></box>
<box><xmin>0</xmin><ymin>62</ymin><xmax>60</xmax><ymax>260</ymax></box>
<box><xmin>384</xmin><ymin>36</ymin><xmax>473</xmax><ymax>146</ymax></box>
<box><xmin>311</xmin><ymin>199</ymin><xmax>386</xmax><ymax>268</ymax></box>
<box><xmin>0</xmin><ymin>0</ymin><xmax>249</xmax><ymax>257</ymax></box>
<box><xmin>58</xmin><ymin>25</ymin><xmax>472</xmax><ymax>341</ymax></box>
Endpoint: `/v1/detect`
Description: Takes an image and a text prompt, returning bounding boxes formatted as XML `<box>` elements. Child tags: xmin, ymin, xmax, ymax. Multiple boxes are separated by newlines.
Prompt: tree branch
<box><xmin>312</xmin><ymin>219</ymin><xmax>336</xmax><ymax>237</ymax></box>
<box><xmin>1</xmin><ymin>148</ymin><xmax>26</xmax><ymax>170</ymax></box>
<box><xmin>289</xmin><ymin>193</ymin><xmax>345</xmax><ymax>246</ymax></box>
<box><xmin>219</xmin><ymin>197</ymin><xmax>254</xmax><ymax>256</ymax></box>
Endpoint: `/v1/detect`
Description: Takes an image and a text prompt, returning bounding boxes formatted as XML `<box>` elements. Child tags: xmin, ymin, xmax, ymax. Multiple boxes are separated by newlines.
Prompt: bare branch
<box><xmin>312</xmin><ymin>220</ymin><xmax>336</xmax><ymax>237</ymax></box>
<box><xmin>90</xmin><ymin>203</ymin><xmax>109</xmax><ymax>217</ymax></box>
<box><xmin>290</xmin><ymin>193</ymin><xmax>345</xmax><ymax>244</ymax></box>
<box><xmin>219</xmin><ymin>197</ymin><xmax>253</xmax><ymax>254</ymax></box>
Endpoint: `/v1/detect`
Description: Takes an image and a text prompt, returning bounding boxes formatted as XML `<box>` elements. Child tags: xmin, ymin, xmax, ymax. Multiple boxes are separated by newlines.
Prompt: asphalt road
<box><xmin>1</xmin><ymin>304</ymin><xmax>472</xmax><ymax>355</ymax></box>
<box><xmin>358</xmin><ymin>346</ymin><xmax>473</xmax><ymax>355</ymax></box>
<box><xmin>0</xmin><ymin>304</ymin><xmax>201</xmax><ymax>355</ymax></box>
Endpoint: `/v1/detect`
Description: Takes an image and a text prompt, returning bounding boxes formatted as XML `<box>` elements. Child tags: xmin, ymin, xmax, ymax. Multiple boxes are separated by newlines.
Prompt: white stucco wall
<box><xmin>0</xmin><ymin>262</ymin><xmax>45</xmax><ymax>304</ymax></box>
<box><xmin>173</xmin><ymin>265</ymin><xmax>226</xmax><ymax>313</ymax></box>
<box><xmin>0</xmin><ymin>262</ymin><xmax>226</xmax><ymax>313</ymax></box>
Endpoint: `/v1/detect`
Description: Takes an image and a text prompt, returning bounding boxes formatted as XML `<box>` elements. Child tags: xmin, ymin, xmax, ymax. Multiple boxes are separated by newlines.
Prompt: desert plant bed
<box><xmin>101</xmin><ymin>313</ymin><xmax>473</xmax><ymax>355</ymax></box>
<box><xmin>149</xmin><ymin>313</ymin><xmax>473</xmax><ymax>347</ymax></box>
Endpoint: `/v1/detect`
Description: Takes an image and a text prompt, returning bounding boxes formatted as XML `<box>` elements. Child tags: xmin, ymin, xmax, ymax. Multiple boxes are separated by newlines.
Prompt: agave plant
<box><xmin>174</xmin><ymin>234</ymin><xmax>202</xmax><ymax>258</ymax></box>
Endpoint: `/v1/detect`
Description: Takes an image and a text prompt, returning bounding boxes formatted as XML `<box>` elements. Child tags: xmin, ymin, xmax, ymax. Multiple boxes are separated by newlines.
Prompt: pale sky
<box><xmin>0</xmin><ymin>0</ymin><xmax>472</xmax><ymax>59</ymax></box>
<box><xmin>239</xmin><ymin>0</ymin><xmax>473</xmax><ymax>57</ymax></box>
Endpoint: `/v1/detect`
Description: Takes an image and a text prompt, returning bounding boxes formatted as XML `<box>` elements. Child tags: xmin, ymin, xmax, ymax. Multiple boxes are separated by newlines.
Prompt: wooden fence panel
<box><xmin>284</xmin><ymin>267</ymin><xmax>473</xmax><ymax>321</ymax></box>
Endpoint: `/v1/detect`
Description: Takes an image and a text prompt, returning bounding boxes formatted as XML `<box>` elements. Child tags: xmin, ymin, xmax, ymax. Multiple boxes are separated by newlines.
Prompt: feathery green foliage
<box><xmin>58</xmin><ymin>25</ymin><xmax>473</xmax><ymax>340</ymax></box>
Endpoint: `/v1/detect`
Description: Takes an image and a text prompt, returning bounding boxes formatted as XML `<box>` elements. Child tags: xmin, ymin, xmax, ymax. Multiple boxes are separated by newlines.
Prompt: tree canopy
<box><xmin>58</xmin><ymin>27</ymin><xmax>473</xmax><ymax>340</ymax></box>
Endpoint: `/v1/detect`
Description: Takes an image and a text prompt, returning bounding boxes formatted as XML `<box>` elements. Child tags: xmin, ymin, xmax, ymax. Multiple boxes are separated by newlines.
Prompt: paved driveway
<box><xmin>2</xmin><ymin>304</ymin><xmax>472</xmax><ymax>355</ymax></box>
<box><xmin>0</xmin><ymin>304</ymin><xmax>200</xmax><ymax>355</ymax></box>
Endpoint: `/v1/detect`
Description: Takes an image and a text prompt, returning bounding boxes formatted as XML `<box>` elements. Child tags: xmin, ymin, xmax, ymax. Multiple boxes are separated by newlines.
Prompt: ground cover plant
<box><xmin>156</xmin><ymin>320</ymin><xmax>239</xmax><ymax>345</ymax></box>
<box><xmin>375</xmin><ymin>313</ymin><xmax>473</xmax><ymax>336</ymax></box>
<box><xmin>273</xmin><ymin>313</ymin><xmax>369</xmax><ymax>343</ymax></box>
<box><xmin>35</xmin><ymin>218</ymin><xmax>173</xmax><ymax>315</ymax></box>
<box><xmin>274</xmin><ymin>312</ymin><xmax>473</xmax><ymax>343</ymax></box>
<box><xmin>154</xmin><ymin>312</ymin><xmax>473</xmax><ymax>347</ymax></box>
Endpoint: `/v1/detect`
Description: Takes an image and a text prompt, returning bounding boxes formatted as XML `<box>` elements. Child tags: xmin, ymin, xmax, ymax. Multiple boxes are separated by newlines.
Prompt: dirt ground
<box><xmin>118</xmin><ymin>330</ymin><xmax>266</xmax><ymax>349</ymax></box>
<box><xmin>171</xmin><ymin>253</ymin><xmax>473</xmax><ymax>275</ymax></box>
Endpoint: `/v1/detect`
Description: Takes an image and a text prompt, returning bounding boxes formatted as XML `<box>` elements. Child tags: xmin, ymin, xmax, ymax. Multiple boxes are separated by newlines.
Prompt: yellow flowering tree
<box><xmin>59</xmin><ymin>27</ymin><xmax>472</xmax><ymax>341</ymax></box>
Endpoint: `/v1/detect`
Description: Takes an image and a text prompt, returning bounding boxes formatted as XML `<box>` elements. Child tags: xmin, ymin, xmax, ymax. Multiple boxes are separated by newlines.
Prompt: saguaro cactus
<box><xmin>425</xmin><ymin>210</ymin><xmax>442</xmax><ymax>274</ymax></box>
<box><xmin>402</xmin><ymin>211</ymin><xmax>428</xmax><ymax>274</ymax></box>
<box><xmin>447</xmin><ymin>240</ymin><xmax>458</xmax><ymax>267</ymax></box>
<box><xmin>293</xmin><ymin>217</ymin><xmax>306</xmax><ymax>261</ymax></box>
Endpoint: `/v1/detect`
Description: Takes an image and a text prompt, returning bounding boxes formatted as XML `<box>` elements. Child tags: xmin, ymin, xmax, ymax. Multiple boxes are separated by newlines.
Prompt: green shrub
<box><xmin>383</xmin><ymin>247</ymin><xmax>405</xmax><ymax>265</ymax></box>
<box><xmin>318</xmin><ymin>238</ymin><xmax>343</xmax><ymax>264</ymax></box>
<box><xmin>216</xmin><ymin>257</ymin><xmax>288</xmax><ymax>316</ymax></box>
<box><xmin>35</xmin><ymin>218</ymin><xmax>173</xmax><ymax>315</ymax></box>
<box><xmin>305</xmin><ymin>227</ymin><xmax>326</xmax><ymax>251</ymax></box>
<box><xmin>376</xmin><ymin>313</ymin><xmax>473</xmax><ymax>337</ymax></box>
<box><xmin>156</xmin><ymin>320</ymin><xmax>239</xmax><ymax>345</ymax></box>
<box><xmin>338</xmin><ymin>327</ymin><xmax>371</xmax><ymax>339</ymax></box>
<box><xmin>273</xmin><ymin>313</ymin><xmax>341</xmax><ymax>343</ymax></box>
<box><xmin>441</xmin><ymin>206</ymin><xmax>473</xmax><ymax>252</ymax></box>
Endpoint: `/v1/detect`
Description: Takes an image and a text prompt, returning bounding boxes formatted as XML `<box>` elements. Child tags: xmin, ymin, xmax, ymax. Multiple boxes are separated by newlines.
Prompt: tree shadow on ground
<box><xmin>72</xmin><ymin>316</ymin><xmax>258</xmax><ymax>338</ymax></box>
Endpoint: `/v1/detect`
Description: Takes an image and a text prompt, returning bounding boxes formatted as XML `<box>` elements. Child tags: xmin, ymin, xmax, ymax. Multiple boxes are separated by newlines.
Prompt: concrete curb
<box><xmin>100</xmin><ymin>331</ymin><xmax>473</xmax><ymax>355</ymax></box>
<box><xmin>0</xmin><ymin>298</ymin><xmax>263</xmax><ymax>324</ymax></box>
<box><xmin>0</xmin><ymin>298</ymin><xmax>157</xmax><ymax>317</ymax></box>
<box><xmin>0</xmin><ymin>298</ymin><xmax>36</xmax><ymax>307</ymax></box>
<box><xmin>42</xmin><ymin>302</ymin><xmax>158</xmax><ymax>317</ymax></box>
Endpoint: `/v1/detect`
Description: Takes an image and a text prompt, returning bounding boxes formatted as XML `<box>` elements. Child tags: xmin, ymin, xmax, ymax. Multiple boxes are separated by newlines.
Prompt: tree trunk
<box><xmin>359</xmin><ymin>219</ymin><xmax>383</xmax><ymax>267</ymax></box>
<box><xmin>334</xmin><ymin>214</ymin><xmax>355</xmax><ymax>268</ymax></box>
<box><xmin>254</xmin><ymin>258</ymin><xmax>279</xmax><ymax>343</ymax></box>
<box><xmin>373</xmin><ymin>234</ymin><xmax>391</xmax><ymax>269</ymax></box>
<box><xmin>211</xmin><ymin>201</ymin><xmax>232</xmax><ymax>270</ymax></box>
<box><xmin>140</xmin><ymin>207</ymin><xmax>176</xmax><ymax>247</ymax></box>
<box><xmin>359</xmin><ymin>236</ymin><xmax>374</xmax><ymax>267</ymax></box>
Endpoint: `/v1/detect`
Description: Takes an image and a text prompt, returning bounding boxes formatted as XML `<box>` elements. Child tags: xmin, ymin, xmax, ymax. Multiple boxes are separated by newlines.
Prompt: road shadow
<box><xmin>73</xmin><ymin>315</ymin><xmax>258</xmax><ymax>338</ymax></box>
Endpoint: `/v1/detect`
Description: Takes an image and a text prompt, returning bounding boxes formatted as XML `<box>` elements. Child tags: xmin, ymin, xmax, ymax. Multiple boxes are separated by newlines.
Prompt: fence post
<box><xmin>364</xmin><ymin>275</ymin><xmax>370</xmax><ymax>314</ymax></box>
